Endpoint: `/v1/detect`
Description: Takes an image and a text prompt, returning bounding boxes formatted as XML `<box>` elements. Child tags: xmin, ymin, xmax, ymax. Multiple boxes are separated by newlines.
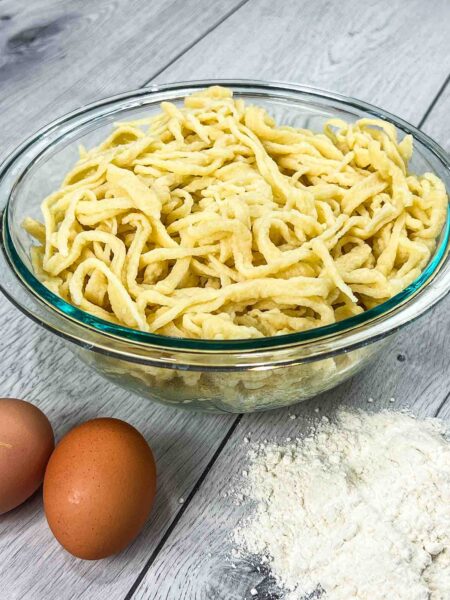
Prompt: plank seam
<box><xmin>121</xmin><ymin>3</ymin><xmax>251</xmax><ymax>592</ymax></box>
<box><xmin>434</xmin><ymin>389</ymin><xmax>450</xmax><ymax>418</ymax></box>
<box><xmin>125</xmin><ymin>19</ymin><xmax>447</xmax><ymax>595</ymax></box>
<box><xmin>140</xmin><ymin>0</ymin><xmax>252</xmax><ymax>87</ymax></box>
<box><xmin>418</xmin><ymin>72</ymin><xmax>450</xmax><ymax>128</ymax></box>
<box><xmin>124</xmin><ymin>414</ymin><xmax>243</xmax><ymax>600</ymax></box>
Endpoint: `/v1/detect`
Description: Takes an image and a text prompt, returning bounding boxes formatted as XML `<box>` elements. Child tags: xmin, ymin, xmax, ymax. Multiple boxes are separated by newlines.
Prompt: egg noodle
<box><xmin>23</xmin><ymin>86</ymin><xmax>447</xmax><ymax>340</ymax></box>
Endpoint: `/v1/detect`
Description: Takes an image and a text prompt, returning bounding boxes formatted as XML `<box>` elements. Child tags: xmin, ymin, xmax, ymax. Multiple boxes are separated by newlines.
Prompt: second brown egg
<box><xmin>43</xmin><ymin>418</ymin><xmax>157</xmax><ymax>560</ymax></box>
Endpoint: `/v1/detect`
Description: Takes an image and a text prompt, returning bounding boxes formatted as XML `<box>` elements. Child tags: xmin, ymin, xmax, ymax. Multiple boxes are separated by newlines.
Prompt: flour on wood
<box><xmin>234</xmin><ymin>410</ymin><xmax>450</xmax><ymax>600</ymax></box>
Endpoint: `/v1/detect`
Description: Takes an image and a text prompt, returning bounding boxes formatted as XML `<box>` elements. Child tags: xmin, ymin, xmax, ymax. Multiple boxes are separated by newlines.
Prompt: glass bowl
<box><xmin>0</xmin><ymin>80</ymin><xmax>449</xmax><ymax>413</ymax></box>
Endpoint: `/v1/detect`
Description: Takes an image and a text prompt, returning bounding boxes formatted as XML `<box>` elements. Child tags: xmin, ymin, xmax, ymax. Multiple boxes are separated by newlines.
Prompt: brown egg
<box><xmin>0</xmin><ymin>398</ymin><xmax>55</xmax><ymax>514</ymax></box>
<box><xmin>43</xmin><ymin>418</ymin><xmax>157</xmax><ymax>560</ymax></box>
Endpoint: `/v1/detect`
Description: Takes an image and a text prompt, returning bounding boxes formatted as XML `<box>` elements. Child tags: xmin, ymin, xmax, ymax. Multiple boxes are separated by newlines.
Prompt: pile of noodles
<box><xmin>24</xmin><ymin>86</ymin><xmax>447</xmax><ymax>339</ymax></box>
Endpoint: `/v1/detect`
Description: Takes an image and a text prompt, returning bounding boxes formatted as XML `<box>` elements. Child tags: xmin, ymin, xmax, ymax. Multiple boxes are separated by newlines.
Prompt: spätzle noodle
<box><xmin>23</xmin><ymin>86</ymin><xmax>448</xmax><ymax>340</ymax></box>
<box><xmin>76</xmin><ymin>342</ymin><xmax>380</xmax><ymax>412</ymax></box>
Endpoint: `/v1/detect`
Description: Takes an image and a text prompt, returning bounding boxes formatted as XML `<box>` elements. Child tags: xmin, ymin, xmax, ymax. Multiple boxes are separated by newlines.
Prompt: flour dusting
<box><xmin>234</xmin><ymin>410</ymin><xmax>450</xmax><ymax>600</ymax></box>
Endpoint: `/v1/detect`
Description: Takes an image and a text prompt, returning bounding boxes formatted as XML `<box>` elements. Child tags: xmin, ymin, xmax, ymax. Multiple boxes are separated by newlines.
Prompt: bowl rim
<box><xmin>1</xmin><ymin>78</ymin><xmax>449</xmax><ymax>358</ymax></box>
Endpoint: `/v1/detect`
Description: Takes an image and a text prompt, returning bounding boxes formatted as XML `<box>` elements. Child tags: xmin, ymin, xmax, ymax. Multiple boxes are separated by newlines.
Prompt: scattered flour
<box><xmin>234</xmin><ymin>410</ymin><xmax>450</xmax><ymax>600</ymax></box>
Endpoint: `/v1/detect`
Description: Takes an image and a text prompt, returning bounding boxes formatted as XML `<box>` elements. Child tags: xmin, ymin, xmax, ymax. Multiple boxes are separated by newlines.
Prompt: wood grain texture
<box><xmin>421</xmin><ymin>75</ymin><xmax>450</xmax><ymax>149</ymax></box>
<box><xmin>153</xmin><ymin>0</ymin><xmax>450</xmax><ymax>125</ymax></box>
<box><xmin>133</xmin><ymin>308</ymin><xmax>450</xmax><ymax>599</ymax></box>
<box><xmin>0</xmin><ymin>0</ymin><xmax>246</xmax><ymax>157</ymax></box>
<box><xmin>0</xmin><ymin>328</ymin><xmax>235</xmax><ymax>600</ymax></box>
<box><xmin>0</xmin><ymin>0</ymin><xmax>449</xmax><ymax>598</ymax></box>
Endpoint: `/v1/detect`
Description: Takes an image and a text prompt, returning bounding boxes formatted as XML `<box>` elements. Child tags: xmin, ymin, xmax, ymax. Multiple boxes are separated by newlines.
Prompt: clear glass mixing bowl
<box><xmin>0</xmin><ymin>80</ymin><xmax>449</xmax><ymax>413</ymax></box>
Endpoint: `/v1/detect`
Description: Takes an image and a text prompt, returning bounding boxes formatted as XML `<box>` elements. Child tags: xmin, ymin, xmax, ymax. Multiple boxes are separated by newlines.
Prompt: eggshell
<box><xmin>0</xmin><ymin>398</ymin><xmax>55</xmax><ymax>515</ymax></box>
<box><xmin>43</xmin><ymin>418</ymin><xmax>157</xmax><ymax>560</ymax></box>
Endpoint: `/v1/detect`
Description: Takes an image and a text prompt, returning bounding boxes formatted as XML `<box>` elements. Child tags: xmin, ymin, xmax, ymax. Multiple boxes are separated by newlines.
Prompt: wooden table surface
<box><xmin>0</xmin><ymin>1</ymin><xmax>449</xmax><ymax>598</ymax></box>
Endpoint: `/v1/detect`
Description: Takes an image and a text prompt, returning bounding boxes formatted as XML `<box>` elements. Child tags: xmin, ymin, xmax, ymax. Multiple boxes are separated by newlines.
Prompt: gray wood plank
<box><xmin>132</xmin><ymin>310</ymin><xmax>450</xmax><ymax>600</ymax></box>
<box><xmin>1</xmin><ymin>0</ymin><xmax>449</xmax><ymax>598</ymax></box>
<box><xmin>0</xmin><ymin>0</ymin><xmax>246</xmax><ymax>157</ymax></box>
<box><xmin>421</xmin><ymin>76</ymin><xmax>450</xmax><ymax>149</ymax></box>
<box><xmin>0</xmin><ymin>326</ymin><xmax>235</xmax><ymax>600</ymax></box>
<box><xmin>131</xmin><ymin>0</ymin><xmax>450</xmax><ymax>597</ymax></box>
<box><xmin>153</xmin><ymin>0</ymin><xmax>450</xmax><ymax>125</ymax></box>
<box><xmin>418</xmin><ymin>79</ymin><xmax>450</xmax><ymax>419</ymax></box>
<box><xmin>0</xmin><ymin>1</ymin><xmax>248</xmax><ymax>598</ymax></box>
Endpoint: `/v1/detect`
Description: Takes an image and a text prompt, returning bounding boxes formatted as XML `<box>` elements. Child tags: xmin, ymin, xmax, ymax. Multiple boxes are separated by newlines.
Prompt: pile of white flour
<box><xmin>234</xmin><ymin>410</ymin><xmax>450</xmax><ymax>600</ymax></box>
